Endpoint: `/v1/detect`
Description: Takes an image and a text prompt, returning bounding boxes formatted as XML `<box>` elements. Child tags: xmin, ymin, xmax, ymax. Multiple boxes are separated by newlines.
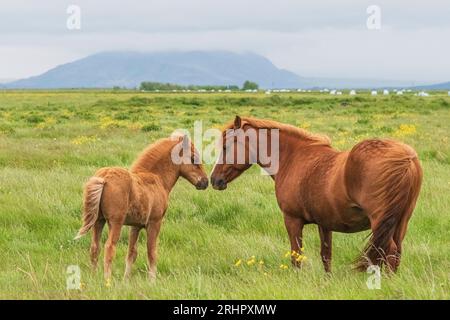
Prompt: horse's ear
<box><xmin>234</xmin><ymin>115</ymin><xmax>242</xmax><ymax>129</ymax></box>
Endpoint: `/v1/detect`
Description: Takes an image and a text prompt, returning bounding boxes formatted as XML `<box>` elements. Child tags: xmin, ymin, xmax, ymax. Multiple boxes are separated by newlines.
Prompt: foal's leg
<box><xmin>146</xmin><ymin>219</ymin><xmax>162</xmax><ymax>281</ymax></box>
<box><xmin>104</xmin><ymin>222</ymin><xmax>123</xmax><ymax>282</ymax></box>
<box><xmin>90</xmin><ymin>219</ymin><xmax>106</xmax><ymax>271</ymax></box>
<box><xmin>124</xmin><ymin>226</ymin><xmax>141</xmax><ymax>279</ymax></box>
<box><xmin>283</xmin><ymin>214</ymin><xmax>304</xmax><ymax>268</ymax></box>
<box><xmin>318</xmin><ymin>226</ymin><xmax>333</xmax><ymax>273</ymax></box>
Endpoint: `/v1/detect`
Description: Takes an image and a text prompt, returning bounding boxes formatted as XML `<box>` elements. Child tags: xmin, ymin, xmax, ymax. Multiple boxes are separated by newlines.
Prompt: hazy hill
<box><xmin>4</xmin><ymin>51</ymin><xmax>309</xmax><ymax>89</ymax></box>
<box><xmin>4</xmin><ymin>51</ymin><xmax>446</xmax><ymax>90</ymax></box>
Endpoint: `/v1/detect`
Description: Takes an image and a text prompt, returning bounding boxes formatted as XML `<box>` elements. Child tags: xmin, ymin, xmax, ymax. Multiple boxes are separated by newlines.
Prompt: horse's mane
<box><xmin>131</xmin><ymin>137</ymin><xmax>178</xmax><ymax>171</ymax></box>
<box><xmin>224</xmin><ymin>117</ymin><xmax>331</xmax><ymax>146</ymax></box>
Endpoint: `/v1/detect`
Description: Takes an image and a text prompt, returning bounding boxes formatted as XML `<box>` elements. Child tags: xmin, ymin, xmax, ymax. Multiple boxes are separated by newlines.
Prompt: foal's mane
<box><xmin>225</xmin><ymin>117</ymin><xmax>331</xmax><ymax>146</ymax></box>
<box><xmin>131</xmin><ymin>138</ymin><xmax>178</xmax><ymax>171</ymax></box>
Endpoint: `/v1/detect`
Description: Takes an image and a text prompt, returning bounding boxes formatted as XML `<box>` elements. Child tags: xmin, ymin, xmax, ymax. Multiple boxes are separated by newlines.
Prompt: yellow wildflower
<box><xmin>279</xmin><ymin>264</ymin><xmax>289</xmax><ymax>270</ymax></box>
<box><xmin>71</xmin><ymin>135</ymin><xmax>97</xmax><ymax>145</ymax></box>
<box><xmin>234</xmin><ymin>259</ymin><xmax>242</xmax><ymax>267</ymax></box>
<box><xmin>300</xmin><ymin>122</ymin><xmax>311</xmax><ymax>129</ymax></box>
<box><xmin>394</xmin><ymin>124</ymin><xmax>416</xmax><ymax>137</ymax></box>
<box><xmin>36</xmin><ymin>117</ymin><xmax>56</xmax><ymax>129</ymax></box>
<box><xmin>99</xmin><ymin>116</ymin><xmax>124</xmax><ymax>129</ymax></box>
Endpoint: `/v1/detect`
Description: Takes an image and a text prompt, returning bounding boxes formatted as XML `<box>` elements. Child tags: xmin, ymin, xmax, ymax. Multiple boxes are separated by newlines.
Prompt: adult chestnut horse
<box><xmin>75</xmin><ymin>134</ymin><xmax>208</xmax><ymax>282</ymax></box>
<box><xmin>211</xmin><ymin>116</ymin><xmax>422</xmax><ymax>272</ymax></box>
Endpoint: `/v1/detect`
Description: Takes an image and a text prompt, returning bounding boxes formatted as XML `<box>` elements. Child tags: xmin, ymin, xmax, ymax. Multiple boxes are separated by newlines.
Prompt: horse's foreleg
<box><xmin>146</xmin><ymin>219</ymin><xmax>162</xmax><ymax>281</ymax></box>
<box><xmin>103</xmin><ymin>222</ymin><xmax>123</xmax><ymax>282</ymax></box>
<box><xmin>124</xmin><ymin>226</ymin><xmax>141</xmax><ymax>279</ymax></box>
<box><xmin>318</xmin><ymin>226</ymin><xmax>332</xmax><ymax>273</ymax></box>
<box><xmin>90</xmin><ymin>219</ymin><xmax>105</xmax><ymax>271</ymax></box>
<box><xmin>283</xmin><ymin>214</ymin><xmax>304</xmax><ymax>268</ymax></box>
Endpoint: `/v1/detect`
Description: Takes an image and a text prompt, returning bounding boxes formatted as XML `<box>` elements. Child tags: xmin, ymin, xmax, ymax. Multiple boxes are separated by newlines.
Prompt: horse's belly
<box><xmin>124</xmin><ymin>214</ymin><xmax>147</xmax><ymax>227</ymax></box>
<box><xmin>329</xmin><ymin>218</ymin><xmax>370</xmax><ymax>233</ymax></box>
<box><xmin>319</xmin><ymin>206</ymin><xmax>371</xmax><ymax>233</ymax></box>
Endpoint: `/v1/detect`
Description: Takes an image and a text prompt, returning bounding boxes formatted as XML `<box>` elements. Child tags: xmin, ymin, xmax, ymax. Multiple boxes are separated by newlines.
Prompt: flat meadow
<box><xmin>0</xmin><ymin>90</ymin><xmax>449</xmax><ymax>299</ymax></box>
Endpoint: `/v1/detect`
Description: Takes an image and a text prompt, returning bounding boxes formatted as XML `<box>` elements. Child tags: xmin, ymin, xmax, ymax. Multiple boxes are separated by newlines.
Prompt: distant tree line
<box><xmin>139</xmin><ymin>81</ymin><xmax>258</xmax><ymax>91</ymax></box>
<box><xmin>242</xmin><ymin>80</ymin><xmax>259</xmax><ymax>90</ymax></box>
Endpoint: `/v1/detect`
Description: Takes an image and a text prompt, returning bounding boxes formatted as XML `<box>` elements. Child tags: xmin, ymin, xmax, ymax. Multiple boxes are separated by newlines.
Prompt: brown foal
<box><xmin>75</xmin><ymin>135</ymin><xmax>208</xmax><ymax>281</ymax></box>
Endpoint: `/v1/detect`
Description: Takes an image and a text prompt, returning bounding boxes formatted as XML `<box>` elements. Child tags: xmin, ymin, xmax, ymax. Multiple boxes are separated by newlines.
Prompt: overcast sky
<box><xmin>1</xmin><ymin>0</ymin><xmax>449</xmax><ymax>82</ymax></box>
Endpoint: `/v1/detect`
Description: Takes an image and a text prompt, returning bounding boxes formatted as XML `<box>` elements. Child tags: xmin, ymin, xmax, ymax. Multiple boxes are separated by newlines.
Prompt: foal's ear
<box><xmin>181</xmin><ymin>134</ymin><xmax>190</xmax><ymax>150</ymax></box>
<box><xmin>234</xmin><ymin>115</ymin><xmax>242</xmax><ymax>129</ymax></box>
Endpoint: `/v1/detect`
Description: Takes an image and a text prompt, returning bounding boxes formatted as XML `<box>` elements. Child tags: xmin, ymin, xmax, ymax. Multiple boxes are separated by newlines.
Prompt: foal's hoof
<box><xmin>148</xmin><ymin>272</ymin><xmax>157</xmax><ymax>283</ymax></box>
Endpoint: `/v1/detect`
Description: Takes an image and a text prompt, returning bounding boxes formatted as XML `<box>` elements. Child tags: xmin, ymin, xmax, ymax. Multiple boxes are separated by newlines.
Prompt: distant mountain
<box><xmin>4</xmin><ymin>51</ymin><xmax>310</xmax><ymax>89</ymax></box>
<box><xmin>414</xmin><ymin>81</ymin><xmax>450</xmax><ymax>90</ymax></box>
<box><xmin>3</xmin><ymin>51</ymin><xmax>446</xmax><ymax>90</ymax></box>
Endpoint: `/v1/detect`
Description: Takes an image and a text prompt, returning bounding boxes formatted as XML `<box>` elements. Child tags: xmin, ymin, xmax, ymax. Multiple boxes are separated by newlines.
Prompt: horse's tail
<box><xmin>356</xmin><ymin>144</ymin><xmax>422</xmax><ymax>271</ymax></box>
<box><xmin>74</xmin><ymin>177</ymin><xmax>105</xmax><ymax>240</ymax></box>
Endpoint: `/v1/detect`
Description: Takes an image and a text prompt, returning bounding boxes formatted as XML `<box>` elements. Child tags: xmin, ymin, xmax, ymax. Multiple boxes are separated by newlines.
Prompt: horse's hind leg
<box><xmin>124</xmin><ymin>226</ymin><xmax>141</xmax><ymax>279</ymax></box>
<box><xmin>104</xmin><ymin>222</ymin><xmax>123</xmax><ymax>282</ymax></box>
<box><xmin>283</xmin><ymin>214</ymin><xmax>304</xmax><ymax>268</ymax></box>
<box><xmin>359</xmin><ymin>217</ymin><xmax>400</xmax><ymax>273</ymax></box>
<box><xmin>318</xmin><ymin>226</ymin><xmax>332</xmax><ymax>273</ymax></box>
<box><xmin>386</xmin><ymin>239</ymin><xmax>400</xmax><ymax>272</ymax></box>
<box><xmin>90</xmin><ymin>219</ymin><xmax>105</xmax><ymax>270</ymax></box>
<box><xmin>392</xmin><ymin>207</ymin><xmax>414</xmax><ymax>270</ymax></box>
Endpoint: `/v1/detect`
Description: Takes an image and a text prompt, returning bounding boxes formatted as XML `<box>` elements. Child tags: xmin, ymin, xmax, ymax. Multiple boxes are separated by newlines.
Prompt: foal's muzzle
<box><xmin>211</xmin><ymin>176</ymin><xmax>227</xmax><ymax>190</ymax></box>
<box><xmin>196</xmin><ymin>178</ymin><xmax>209</xmax><ymax>190</ymax></box>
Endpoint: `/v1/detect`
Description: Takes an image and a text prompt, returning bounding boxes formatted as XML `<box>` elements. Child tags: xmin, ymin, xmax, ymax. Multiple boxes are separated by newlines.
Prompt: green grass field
<box><xmin>0</xmin><ymin>90</ymin><xmax>449</xmax><ymax>299</ymax></box>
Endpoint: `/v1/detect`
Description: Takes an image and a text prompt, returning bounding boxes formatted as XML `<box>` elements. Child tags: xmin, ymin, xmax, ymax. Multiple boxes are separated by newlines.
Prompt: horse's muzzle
<box><xmin>211</xmin><ymin>177</ymin><xmax>227</xmax><ymax>190</ymax></box>
<box><xmin>196</xmin><ymin>178</ymin><xmax>209</xmax><ymax>190</ymax></box>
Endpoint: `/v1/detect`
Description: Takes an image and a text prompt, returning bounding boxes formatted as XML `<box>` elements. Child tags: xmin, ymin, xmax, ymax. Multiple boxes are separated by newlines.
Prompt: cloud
<box><xmin>1</xmin><ymin>0</ymin><xmax>449</xmax><ymax>81</ymax></box>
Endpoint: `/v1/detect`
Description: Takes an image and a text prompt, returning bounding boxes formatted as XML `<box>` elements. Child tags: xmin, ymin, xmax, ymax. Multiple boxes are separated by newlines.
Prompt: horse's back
<box><xmin>347</xmin><ymin>139</ymin><xmax>417</xmax><ymax>164</ymax></box>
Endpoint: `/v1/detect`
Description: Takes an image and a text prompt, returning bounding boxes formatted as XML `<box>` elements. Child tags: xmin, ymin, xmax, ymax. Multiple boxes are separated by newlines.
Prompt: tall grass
<box><xmin>0</xmin><ymin>91</ymin><xmax>449</xmax><ymax>299</ymax></box>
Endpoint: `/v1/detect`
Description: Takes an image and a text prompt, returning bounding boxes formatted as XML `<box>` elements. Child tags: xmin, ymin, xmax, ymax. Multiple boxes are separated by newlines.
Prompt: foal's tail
<box><xmin>74</xmin><ymin>177</ymin><xmax>105</xmax><ymax>240</ymax></box>
<box><xmin>356</xmin><ymin>146</ymin><xmax>422</xmax><ymax>271</ymax></box>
